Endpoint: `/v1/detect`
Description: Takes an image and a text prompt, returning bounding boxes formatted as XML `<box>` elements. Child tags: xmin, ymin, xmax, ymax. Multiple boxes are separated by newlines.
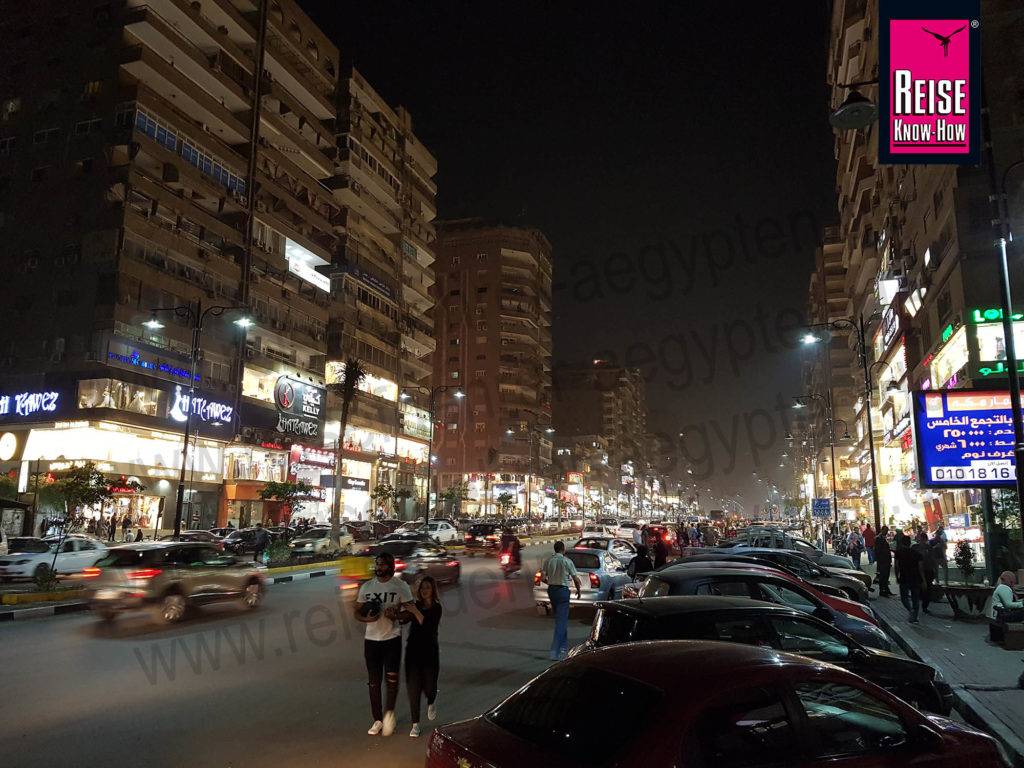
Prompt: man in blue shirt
<box><xmin>542</xmin><ymin>541</ymin><xmax>582</xmax><ymax>660</ymax></box>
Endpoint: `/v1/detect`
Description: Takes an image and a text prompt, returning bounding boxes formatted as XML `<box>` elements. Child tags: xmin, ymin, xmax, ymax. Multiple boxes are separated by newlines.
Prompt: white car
<box><xmin>0</xmin><ymin>535</ymin><xmax>108</xmax><ymax>580</ymax></box>
<box><xmin>581</xmin><ymin>524</ymin><xmax>617</xmax><ymax>538</ymax></box>
<box><xmin>288</xmin><ymin>528</ymin><xmax>355</xmax><ymax>556</ymax></box>
<box><xmin>426</xmin><ymin>520</ymin><xmax>459</xmax><ymax>543</ymax></box>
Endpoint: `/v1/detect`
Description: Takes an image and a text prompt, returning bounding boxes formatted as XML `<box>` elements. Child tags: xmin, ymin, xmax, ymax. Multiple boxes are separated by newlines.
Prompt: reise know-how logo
<box><xmin>878</xmin><ymin>0</ymin><xmax>981</xmax><ymax>165</ymax></box>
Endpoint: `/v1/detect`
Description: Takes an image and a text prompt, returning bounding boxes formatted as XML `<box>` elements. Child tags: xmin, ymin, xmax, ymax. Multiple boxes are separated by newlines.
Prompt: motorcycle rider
<box><xmin>500</xmin><ymin>527</ymin><xmax>521</xmax><ymax>567</ymax></box>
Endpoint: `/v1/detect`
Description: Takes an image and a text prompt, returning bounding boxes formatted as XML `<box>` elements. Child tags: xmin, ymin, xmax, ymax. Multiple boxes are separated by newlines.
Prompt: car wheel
<box><xmin>240</xmin><ymin>581</ymin><xmax>262</xmax><ymax>610</ymax></box>
<box><xmin>34</xmin><ymin>563</ymin><xmax>52</xmax><ymax>581</ymax></box>
<box><xmin>97</xmin><ymin>609</ymin><xmax>116</xmax><ymax>622</ymax></box>
<box><xmin>154</xmin><ymin>593</ymin><xmax>187</xmax><ymax>624</ymax></box>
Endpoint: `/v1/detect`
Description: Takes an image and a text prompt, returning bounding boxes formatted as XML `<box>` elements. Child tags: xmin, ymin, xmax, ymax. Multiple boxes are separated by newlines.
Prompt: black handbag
<box><xmin>995</xmin><ymin>605</ymin><xmax>1024</xmax><ymax>624</ymax></box>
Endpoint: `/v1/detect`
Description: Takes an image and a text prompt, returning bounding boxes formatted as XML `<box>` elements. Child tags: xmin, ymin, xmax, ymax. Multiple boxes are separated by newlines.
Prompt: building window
<box><xmin>73</xmin><ymin>158</ymin><xmax>93</xmax><ymax>175</ymax></box>
<box><xmin>1</xmin><ymin>98</ymin><xmax>20</xmax><ymax>121</ymax></box>
<box><xmin>477</xmin><ymin>286</ymin><xmax>487</xmax><ymax>293</ymax></box>
<box><xmin>74</xmin><ymin>118</ymin><xmax>103</xmax><ymax>135</ymax></box>
<box><xmin>449</xmin><ymin>289</ymin><xmax>460</xmax><ymax>296</ymax></box>
<box><xmin>476</xmin><ymin>336</ymin><xmax>487</xmax><ymax>344</ymax></box>
<box><xmin>82</xmin><ymin>80</ymin><xmax>103</xmax><ymax>100</ymax></box>
<box><xmin>476</xmin><ymin>321</ymin><xmax>487</xmax><ymax>331</ymax></box>
<box><xmin>475</xmin><ymin>422</ymin><xmax>486</xmax><ymax>432</ymax></box>
<box><xmin>446</xmin><ymin>423</ymin><xmax>458</xmax><ymax>431</ymax></box>
<box><xmin>445</xmin><ymin>458</ymin><xmax>456</xmax><ymax>466</ymax></box>
<box><xmin>33</xmin><ymin>127</ymin><xmax>60</xmax><ymax>144</ymax></box>
<box><xmin>476</xmin><ymin>252</ymin><xmax>488</xmax><ymax>261</ymax></box>
<box><xmin>450</xmin><ymin>338</ymin><xmax>460</xmax><ymax>345</ymax></box>
<box><xmin>450</xmin><ymin>371</ymin><xmax>459</xmax><ymax>379</ymax></box>
<box><xmin>451</xmin><ymin>256</ymin><xmax>460</xmax><ymax>265</ymax></box>
<box><xmin>475</xmin><ymin>370</ymin><xmax>486</xmax><ymax>379</ymax></box>
<box><xmin>30</xmin><ymin>166</ymin><xmax>49</xmax><ymax>182</ymax></box>
<box><xmin>476</xmin><ymin>354</ymin><xmax>486</xmax><ymax>360</ymax></box>
<box><xmin>0</xmin><ymin>137</ymin><xmax>14</xmax><ymax>155</ymax></box>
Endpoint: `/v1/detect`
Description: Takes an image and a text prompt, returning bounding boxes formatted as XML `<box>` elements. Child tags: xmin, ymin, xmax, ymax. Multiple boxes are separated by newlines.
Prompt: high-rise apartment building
<box><xmin>431</xmin><ymin>219</ymin><xmax>553</xmax><ymax>516</ymax></box>
<box><xmin>552</xmin><ymin>362</ymin><xmax>646</xmax><ymax>515</ymax></box>
<box><xmin>0</xmin><ymin>0</ymin><xmax>436</xmax><ymax>532</ymax></box>
<box><xmin>822</xmin><ymin>0</ymin><xmax>1024</xmax><ymax>555</ymax></box>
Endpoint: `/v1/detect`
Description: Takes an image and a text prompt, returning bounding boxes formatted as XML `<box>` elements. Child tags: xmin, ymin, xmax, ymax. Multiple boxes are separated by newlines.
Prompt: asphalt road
<box><xmin>0</xmin><ymin>541</ymin><xmax>590</xmax><ymax>768</ymax></box>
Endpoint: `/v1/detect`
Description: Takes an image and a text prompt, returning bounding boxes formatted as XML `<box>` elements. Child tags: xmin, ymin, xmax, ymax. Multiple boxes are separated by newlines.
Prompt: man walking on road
<box><xmin>863</xmin><ymin>523</ymin><xmax>876</xmax><ymax>565</ymax></box>
<box><xmin>252</xmin><ymin>522</ymin><xmax>270</xmax><ymax>564</ymax></box>
<box><xmin>542</xmin><ymin>541</ymin><xmax>581</xmax><ymax>660</ymax></box>
<box><xmin>354</xmin><ymin>552</ymin><xmax>422</xmax><ymax>737</ymax></box>
<box><xmin>894</xmin><ymin>534</ymin><xmax>926</xmax><ymax>623</ymax></box>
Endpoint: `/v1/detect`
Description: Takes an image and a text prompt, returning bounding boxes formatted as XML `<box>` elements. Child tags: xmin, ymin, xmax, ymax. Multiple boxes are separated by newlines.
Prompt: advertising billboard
<box><xmin>912</xmin><ymin>390</ymin><xmax>1018</xmax><ymax>488</ymax></box>
<box><xmin>273</xmin><ymin>376</ymin><xmax>326</xmax><ymax>438</ymax></box>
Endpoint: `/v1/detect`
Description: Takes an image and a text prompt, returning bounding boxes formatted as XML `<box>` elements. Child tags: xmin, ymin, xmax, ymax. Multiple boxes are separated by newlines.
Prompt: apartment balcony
<box><xmin>498</xmin><ymin>298</ymin><xmax>539</xmax><ymax>321</ymax></box>
<box><xmin>127</xmin><ymin>0</ymin><xmax>254</xmax><ymax>62</ymax></box>
<box><xmin>401</xmin><ymin>275</ymin><xmax>433</xmax><ymax>313</ymax></box>
<box><xmin>335</xmin><ymin>149</ymin><xmax>401</xmax><ymax>215</ymax></box>
<box><xmin>401</xmin><ymin>325</ymin><xmax>435</xmax><ymax>357</ymax></box>
<box><xmin>501</xmin><ymin>271</ymin><xmax>540</xmax><ymax>293</ymax></box>
<box><xmin>399</xmin><ymin>348</ymin><xmax>432</xmax><ymax>379</ymax></box>
<box><xmin>325</xmin><ymin>175</ymin><xmax>401</xmax><ymax>235</ymax></box>
<box><xmin>262</xmin><ymin>29</ymin><xmax>334</xmax><ymax>121</ymax></box>
<box><xmin>260</xmin><ymin>108</ymin><xmax>335</xmax><ymax>180</ymax></box>
<box><xmin>245</xmin><ymin>345</ymin><xmax>325</xmax><ymax>379</ymax></box>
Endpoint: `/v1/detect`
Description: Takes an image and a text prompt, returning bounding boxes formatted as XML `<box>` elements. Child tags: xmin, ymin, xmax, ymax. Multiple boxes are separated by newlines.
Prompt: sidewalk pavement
<box><xmin>858</xmin><ymin>559</ymin><xmax>1024</xmax><ymax>766</ymax></box>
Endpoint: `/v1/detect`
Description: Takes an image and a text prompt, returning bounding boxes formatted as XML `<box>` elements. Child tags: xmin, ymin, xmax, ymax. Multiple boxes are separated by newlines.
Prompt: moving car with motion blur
<box><xmin>356</xmin><ymin>539</ymin><xmax>460</xmax><ymax>585</ymax></box>
<box><xmin>464</xmin><ymin>523</ymin><xmax>501</xmax><ymax>555</ymax></box>
<box><xmin>573</xmin><ymin>596</ymin><xmax>952</xmax><ymax>715</ymax></box>
<box><xmin>158</xmin><ymin>530</ymin><xmax>225</xmax><ymax>550</ymax></box>
<box><xmin>533</xmin><ymin>547</ymin><xmax>631</xmax><ymax>615</ymax></box>
<box><xmin>426</xmin><ymin>641</ymin><xmax>1005</xmax><ymax>768</ymax></box>
<box><xmin>572</xmin><ymin>537</ymin><xmax>637</xmax><ymax>565</ymax></box>
<box><xmin>289</xmin><ymin>527</ymin><xmax>355</xmax><ymax>557</ymax></box>
<box><xmin>636</xmin><ymin>566</ymin><xmax>890</xmax><ymax>650</ymax></box>
<box><xmin>86</xmin><ymin>541</ymin><xmax>265</xmax><ymax>624</ymax></box>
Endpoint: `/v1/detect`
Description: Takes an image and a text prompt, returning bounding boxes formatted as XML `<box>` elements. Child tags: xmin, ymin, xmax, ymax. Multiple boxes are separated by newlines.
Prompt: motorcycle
<box><xmin>499</xmin><ymin>550</ymin><xmax>521</xmax><ymax>579</ymax></box>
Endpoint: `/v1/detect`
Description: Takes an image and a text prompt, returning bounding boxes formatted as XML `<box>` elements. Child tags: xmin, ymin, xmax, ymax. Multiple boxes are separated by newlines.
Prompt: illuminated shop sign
<box><xmin>288</xmin><ymin>444</ymin><xmax>336</xmax><ymax>471</ymax></box>
<box><xmin>880</xmin><ymin>305</ymin><xmax>901</xmax><ymax>348</ymax></box>
<box><xmin>567</xmin><ymin>472</ymin><xmax>584</xmax><ymax>485</ymax></box>
<box><xmin>285</xmin><ymin>238</ymin><xmax>331</xmax><ymax>292</ymax></box>
<box><xmin>341</xmin><ymin>476</ymin><xmax>369</xmax><ymax>491</ymax></box>
<box><xmin>169</xmin><ymin>385</ymin><xmax>234</xmax><ymax>424</ymax></box>
<box><xmin>346</xmin><ymin>263</ymin><xmax>396</xmax><ymax>301</ymax></box>
<box><xmin>929</xmin><ymin>326</ymin><xmax>968</xmax><ymax>389</ymax></box>
<box><xmin>0</xmin><ymin>391</ymin><xmax>60</xmax><ymax>419</ymax></box>
<box><xmin>912</xmin><ymin>390</ymin><xmax>1018</xmax><ymax>488</ymax></box>
<box><xmin>274</xmin><ymin>376</ymin><xmax>326</xmax><ymax>437</ymax></box>
<box><xmin>972</xmin><ymin>312</ymin><xmax>1024</xmax><ymax>378</ymax></box>
<box><xmin>107</xmin><ymin>347</ymin><xmax>198</xmax><ymax>382</ymax></box>
<box><xmin>969</xmin><ymin>307</ymin><xmax>1024</xmax><ymax>323</ymax></box>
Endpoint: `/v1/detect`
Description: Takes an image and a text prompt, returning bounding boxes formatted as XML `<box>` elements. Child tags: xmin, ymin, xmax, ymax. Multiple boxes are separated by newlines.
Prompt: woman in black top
<box><xmin>403</xmin><ymin>575</ymin><xmax>442</xmax><ymax>737</ymax></box>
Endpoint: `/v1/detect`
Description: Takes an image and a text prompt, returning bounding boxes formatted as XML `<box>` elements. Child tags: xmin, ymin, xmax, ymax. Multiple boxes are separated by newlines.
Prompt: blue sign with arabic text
<box><xmin>912</xmin><ymin>390</ymin><xmax>1019</xmax><ymax>488</ymax></box>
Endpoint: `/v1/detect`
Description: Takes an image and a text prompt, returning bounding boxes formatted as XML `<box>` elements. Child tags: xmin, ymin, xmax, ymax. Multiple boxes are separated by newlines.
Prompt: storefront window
<box><xmin>242</xmin><ymin>366</ymin><xmax>278</xmax><ymax>403</ymax></box>
<box><xmin>224</xmin><ymin>445</ymin><xmax>287</xmax><ymax>481</ymax></box>
<box><xmin>930</xmin><ymin>327</ymin><xmax>968</xmax><ymax>389</ymax></box>
<box><xmin>78</xmin><ymin>379</ymin><xmax>166</xmax><ymax>417</ymax></box>
<box><xmin>397</xmin><ymin>437</ymin><xmax>428</xmax><ymax>464</ymax></box>
<box><xmin>975</xmin><ymin>322</ymin><xmax>1024</xmax><ymax>361</ymax></box>
<box><xmin>342</xmin><ymin>459</ymin><xmax>372</xmax><ymax>479</ymax></box>
<box><xmin>343</xmin><ymin>427</ymin><xmax>392</xmax><ymax>454</ymax></box>
<box><xmin>327</xmin><ymin>365</ymin><xmax>398</xmax><ymax>401</ymax></box>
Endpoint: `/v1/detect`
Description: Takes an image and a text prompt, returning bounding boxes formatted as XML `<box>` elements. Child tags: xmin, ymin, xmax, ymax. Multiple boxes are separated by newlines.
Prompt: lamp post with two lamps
<box><xmin>143</xmin><ymin>301</ymin><xmax>252</xmax><ymax>540</ymax></box>
<box><xmin>792</xmin><ymin>392</ymin><xmax>851</xmax><ymax>527</ymax></box>
<box><xmin>506</xmin><ymin>417</ymin><xmax>554</xmax><ymax>522</ymax></box>
<box><xmin>398</xmin><ymin>385</ymin><xmax>464</xmax><ymax>516</ymax></box>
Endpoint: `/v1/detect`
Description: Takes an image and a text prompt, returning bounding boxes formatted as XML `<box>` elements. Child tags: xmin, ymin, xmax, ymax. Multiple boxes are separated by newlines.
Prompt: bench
<box><xmin>989</xmin><ymin>618</ymin><xmax>1024</xmax><ymax>650</ymax></box>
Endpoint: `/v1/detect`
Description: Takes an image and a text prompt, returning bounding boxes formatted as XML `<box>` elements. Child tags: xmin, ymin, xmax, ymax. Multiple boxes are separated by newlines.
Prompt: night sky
<box><xmin>303</xmin><ymin>0</ymin><xmax>840</xmax><ymax>513</ymax></box>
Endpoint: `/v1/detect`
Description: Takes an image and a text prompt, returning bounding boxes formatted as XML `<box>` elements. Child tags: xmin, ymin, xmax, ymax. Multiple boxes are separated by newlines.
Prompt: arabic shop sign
<box><xmin>107</xmin><ymin>346</ymin><xmax>198</xmax><ymax>382</ymax></box>
<box><xmin>0</xmin><ymin>391</ymin><xmax>60</xmax><ymax>420</ymax></box>
<box><xmin>912</xmin><ymin>390</ymin><xmax>1019</xmax><ymax>488</ymax></box>
<box><xmin>169</xmin><ymin>385</ymin><xmax>234</xmax><ymax>424</ymax></box>
<box><xmin>274</xmin><ymin>376</ymin><xmax>326</xmax><ymax>438</ymax></box>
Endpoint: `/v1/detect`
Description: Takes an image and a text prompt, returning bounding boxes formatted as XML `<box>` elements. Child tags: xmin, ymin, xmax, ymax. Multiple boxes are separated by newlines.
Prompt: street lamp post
<box><xmin>143</xmin><ymin>301</ymin><xmax>251</xmax><ymax>539</ymax></box>
<box><xmin>399</xmin><ymin>385</ymin><xmax>464</xmax><ymax>516</ymax></box>
<box><xmin>794</xmin><ymin>393</ymin><xmax>851</xmax><ymax>528</ymax></box>
<box><xmin>803</xmin><ymin>317</ymin><xmax>883</xmax><ymax>532</ymax></box>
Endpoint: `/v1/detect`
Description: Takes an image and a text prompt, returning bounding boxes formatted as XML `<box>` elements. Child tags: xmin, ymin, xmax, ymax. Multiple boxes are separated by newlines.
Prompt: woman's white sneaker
<box><xmin>410</xmin><ymin>723</ymin><xmax>421</xmax><ymax>737</ymax></box>
<box><xmin>382</xmin><ymin>710</ymin><xmax>396</xmax><ymax>736</ymax></box>
<box><xmin>367</xmin><ymin>720</ymin><xmax>383</xmax><ymax>735</ymax></box>
<box><xmin>427</xmin><ymin>703</ymin><xmax>437</xmax><ymax>721</ymax></box>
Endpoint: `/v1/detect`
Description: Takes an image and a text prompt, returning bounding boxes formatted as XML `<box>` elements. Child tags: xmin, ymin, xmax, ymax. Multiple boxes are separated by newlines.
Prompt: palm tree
<box><xmin>496</xmin><ymin>492</ymin><xmax>516</xmax><ymax>520</ymax></box>
<box><xmin>329</xmin><ymin>358</ymin><xmax>366</xmax><ymax>550</ymax></box>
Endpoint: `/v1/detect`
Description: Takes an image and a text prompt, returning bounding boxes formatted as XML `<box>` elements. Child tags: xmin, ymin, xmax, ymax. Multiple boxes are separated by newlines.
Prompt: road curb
<box><xmin>876</xmin><ymin>608</ymin><xmax>1024</xmax><ymax>767</ymax></box>
<box><xmin>1</xmin><ymin>589</ymin><xmax>86</xmax><ymax>605</ymax></box>
<box><xmin>0</xmin><ymin>601</ymin><xmax>90</xmax><ymax>621</ymax></box>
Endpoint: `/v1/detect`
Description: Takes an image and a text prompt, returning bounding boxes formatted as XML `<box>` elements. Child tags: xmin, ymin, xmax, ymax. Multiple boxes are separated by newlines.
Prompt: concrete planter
<box><xmin>943</xmin><ymin>584</ymin><xmax>993</xmax><ymax>621</ymax></box>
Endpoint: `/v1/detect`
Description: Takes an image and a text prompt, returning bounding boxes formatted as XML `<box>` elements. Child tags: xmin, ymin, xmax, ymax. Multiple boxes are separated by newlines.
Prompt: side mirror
<box><xmin>913</xmin><ymin>723</ymin><xmax>944</xmax><ymax>753</ymax></box>
<box><xmin>812</xmin><ymin>606</ymin><xmax>835</xmax><ymax>624</ymax></box>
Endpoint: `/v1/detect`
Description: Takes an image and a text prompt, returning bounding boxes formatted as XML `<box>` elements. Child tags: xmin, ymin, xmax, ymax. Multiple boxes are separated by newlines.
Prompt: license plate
<box><xmin>94</xmin><ymin>589</ymin><xmax>121</xmax><ymax>599</ymax></box>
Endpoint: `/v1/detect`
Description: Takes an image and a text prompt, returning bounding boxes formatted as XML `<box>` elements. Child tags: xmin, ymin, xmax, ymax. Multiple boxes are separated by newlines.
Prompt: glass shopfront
<box><xmin>224</xmin><ymin>444</ymin><xmax>288</xmax><ymax>482</ymax></box>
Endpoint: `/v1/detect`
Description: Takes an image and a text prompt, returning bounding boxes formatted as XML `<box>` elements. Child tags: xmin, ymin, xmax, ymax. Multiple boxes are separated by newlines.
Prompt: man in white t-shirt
<box><xmin>355</xmin><ymin>552</ymin><xmax>421</xmax><ymax>737</ymax></box>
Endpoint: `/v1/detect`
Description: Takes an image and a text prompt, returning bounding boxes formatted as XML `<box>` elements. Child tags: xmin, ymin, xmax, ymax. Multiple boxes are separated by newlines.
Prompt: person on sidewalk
<box><xmin>894</xmin><ymin>534</ymin><xmax>925</xmax><ymax>623</ymax></box>
<box><xmin>252</xmin><ymin>522</ymin><xmax>270</xmax><ymax>564</ymax></box>
<box><xmin>990</xmin><ymin>571</ymin><xmax>1023</xmax><ymax>620</ymax></box>
<box><xmin>848</xmin><ymin>528</ymin><xmax>865</xmax><ymax>570</ymax></box>
<box><xmin>402</xmin><ymin>576</ymin><xmax>442</xmax><ymax>738</ymax></box>
<box><xmin>541</xmin><ymin>541</ymin><xmax>581</xmax><ymax>660</ymax></box>
<box><xmin>627</xmin><ymin>545</ymin><xmax>654</xmax><ymax>581</ymax></box>
<box><xmin>863</xmin><ymin>523</ymin><xmax>876</xmax><ymax>565</ymax></box>
<box><xmin>874</xmin><ymin>526</ymin><xmax>894</xmax><ymax>596</ymax></box>
<box><xmin>913</xmin><ymin>532</ymin><xmax>938</xmax><ymax>614</ymax></box>
<box><xmin>931</xmin><ymin>524</ymin><xmax>949</xmax><ymax>583</ymax></box>
<box><xmin>355</xmin><ymin>552</ymin><xmax>422</xmax><ymax>737</ymax></box>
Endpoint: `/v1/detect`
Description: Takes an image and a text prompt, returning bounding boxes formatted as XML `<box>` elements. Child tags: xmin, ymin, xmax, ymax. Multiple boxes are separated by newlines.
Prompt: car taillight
<box><xmin>589</xmin><ymin>572</ymin><xmax>600</xmax><ymax>588</ymax></box>
<box><xmin>574</xmin><ymin>545</ymin><xmax>585</xmax><ymax>549</ymax></box>
<box><xmin>500</xmin><ymin>553</ymin><xmax>510</xmax><ymax>565</ymax></box>
<box><xmin>126</xmin><ymin>568</ymin><xmax>162</xmax><ymax>580</ymax></box>
<box><xmin>446</xmin><ymin>560</ymin><xmax>458</xmax><ymax>567</ymax></box>
<box><xmin>464</xmin><ymin>534</ymin><xmax>473</xmax><ymax>541</ymax></box>
<box><xmin>485</xmin><ymin>535</ymin><xmax>498</xmax><ymax>541</ymax></box>
<box><xmin>394</xmin><ymin>559</ymin><xmax>407</xmax><ymax>571</ymax></box>
<box><xmin>82</xmin><ymin>567</ymin><xmax>101</xmax><ymax>578</ymax></box>
<box><xmin>534</xmin><ymin>570</ymin><xmax>543</xmax><ymax>585</ymax></box>
<box><xmin>664</xmin><ymin>533</ymin><xmax>672</xmax><ymax>542</ymax></box>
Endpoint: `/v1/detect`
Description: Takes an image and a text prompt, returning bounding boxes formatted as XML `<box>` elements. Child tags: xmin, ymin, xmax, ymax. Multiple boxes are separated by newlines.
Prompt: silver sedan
<box><xmin>533</xmin><ymin>548</ymin><xmax>632</xmax><ymax>616</ymax></box>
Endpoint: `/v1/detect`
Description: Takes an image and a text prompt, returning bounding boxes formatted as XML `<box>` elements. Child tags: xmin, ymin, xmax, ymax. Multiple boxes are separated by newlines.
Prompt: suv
<box><xmin>85</xmin><ymin>542</ymin><xmax>265</xmax><ymax>624</ymax></box>
<box><xmin>463</xmin><ymin>523</ymin><xmax>500</xmax><ymax>555</ymax></box>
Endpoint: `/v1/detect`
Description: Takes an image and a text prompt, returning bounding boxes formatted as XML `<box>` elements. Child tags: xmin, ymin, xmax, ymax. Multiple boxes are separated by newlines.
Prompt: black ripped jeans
<box><xmin>365</xmin><ymin>637</ymin><xmax>402</xmax><ymax>721</ymax></box>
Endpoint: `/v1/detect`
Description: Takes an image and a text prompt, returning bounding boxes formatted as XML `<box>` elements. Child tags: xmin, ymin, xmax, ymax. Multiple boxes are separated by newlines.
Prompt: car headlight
<box><xmin>15</xmin><ymin>559</ymin><xmax>31</xmax><ymax>565</ymax></box>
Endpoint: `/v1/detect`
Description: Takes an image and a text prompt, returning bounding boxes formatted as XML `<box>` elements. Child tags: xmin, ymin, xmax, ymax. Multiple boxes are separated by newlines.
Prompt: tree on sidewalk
<box><xmin>328</xmin><ymin>358</ymin><xmax>366</xmax><ymax>551</ymax></box>
<box><xmin>257</xmin><ymin>480</ymin><xmax>314</xmax><ymax>525</ymax></box>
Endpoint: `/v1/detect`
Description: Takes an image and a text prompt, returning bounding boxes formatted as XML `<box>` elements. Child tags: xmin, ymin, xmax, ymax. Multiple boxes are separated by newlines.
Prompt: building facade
<box><xmin>0</xmin><ymin>0</ymin><xmax>436</xmax><ymax>533</ymax></box>
<box><xmin>431</xmin><ymin>220</ymin><xmax>553</xmax><ymax>517</ymax></box>
<box><xmin>822</xmin><ymin>0</ymin><xmax>1024</xmax><ymax>566</ymax></box>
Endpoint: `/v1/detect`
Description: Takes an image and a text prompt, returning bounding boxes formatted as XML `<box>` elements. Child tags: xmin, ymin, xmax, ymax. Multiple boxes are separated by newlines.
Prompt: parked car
<box><xmin>580</xmin><ymin>524</ymin><xmax>617</xmax><ymax>538</ymax></box>
<box><xmin>572</xmin><ymin>537</ymin><xmax>637</xmax><ymax>565</ymax></box>
<box><xmin>289</xmin><ymin>527</ymin><xmax>354</xmax><ymax>557</ymax></box>
<box><xmin>573</xmin><ymin>596</ymin><xmax>952</xmax><ymax>714</ymax></box>
<box><xmin>158</xmin><ymin>530</ymin><xmax>225</xmax><ymax>550</ymax></box>
<box><xmin>0</xmin><ymin>534</ymin><xmax>107</xmax><ymax>581</ymax></box>
<box><xmin>219</xmin><ymin>528</ymin><xmax>259</xmax><ymax>556</ymax></box>
<box><xmin>533</xmin><ymin>547</ymin><xmax>631</xmax><ymax>615</ymax></box>
<box><xmin>723</xmin><ymin>527</ymin><xmax>855</xmax><ymax>569</ymax></box>
<box><xmin>636</xmin><ymin>566</ymin><xmax>890</xmax><ymax>650</ymax></box>
<box><xmin>464</xmin><ymin>523</ymin><xmax>501</xmax><ymax>555</ymax></box>
<box><xmin>426</xmin><ymin>519</ymin><xmax>460</xmax><ymax>543</ymax></box>
<box><xmin>425</xmin><ymin>641</ymin><xmax>1006</xmax><ymax>768</ymax></box>
<box><xmin>675</xmin><ymin>550</ymin><xmax>870</xmax><ymax>603</ymax></box>
<box><xmin>86</xmin><ymin>542</ymin><xmax>265</xmax><ymax>623</ymax></box>
<box><xmin>614</xmin><ymin>519</ymin><xmax>640</xmax><ymax>539</ymax></box>
<box><xmin>358</xmin><ymin>540</ymin><xmax>460</xmax><ymax>585</ymax></box>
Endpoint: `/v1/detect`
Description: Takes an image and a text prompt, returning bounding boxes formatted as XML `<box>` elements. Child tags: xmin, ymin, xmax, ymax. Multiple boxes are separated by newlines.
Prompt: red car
<box><xmin>426</xmin><ymin>641</ymin><xmax>1008</xmax><ymax>768</ymax></box>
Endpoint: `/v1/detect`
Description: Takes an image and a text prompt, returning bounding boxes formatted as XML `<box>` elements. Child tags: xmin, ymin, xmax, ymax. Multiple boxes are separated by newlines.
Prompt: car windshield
<box><xmin>487</xmin><ymin>664</ymin><xmax>662</xmax><ymax>764</ymax></box>
<box><xmin>590</xmin><ymin>608</ymin><xmax>638</xmax><ymax>646</ymax></box>
<box><xmin>372</xmin><ymin>542</ymin><xmax>416</xmax><ymax>557</ymax></box>
<box><xmin>565</xmin><ymin>552</ymin><xmax>600</xmax><ymax>570</ymax></box>
<box><xmin>638</xmin><ymin>577</ymin><xmax>672</xmax><ymax>597</ymax></box>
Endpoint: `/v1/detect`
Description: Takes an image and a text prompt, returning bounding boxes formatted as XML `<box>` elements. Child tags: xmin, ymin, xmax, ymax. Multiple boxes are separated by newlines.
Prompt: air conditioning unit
<box><xmin>256</xmin><ymin>200</ymin><xmax>268</xmax><ymax>212</ymax></box>
<box><xmin>242</xmin><ymin>426</ymin><xmax>254</xmax><ymax>438</ymax></box>
<box><xmin>236</xmin><ymin>195</ymin><xmax>248</xmax><ymax>207</ymax></box>
<box><xmin>315</xmin><ymin>333</ymin><xmax>324</xmax><ymax>341</ymax></box>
